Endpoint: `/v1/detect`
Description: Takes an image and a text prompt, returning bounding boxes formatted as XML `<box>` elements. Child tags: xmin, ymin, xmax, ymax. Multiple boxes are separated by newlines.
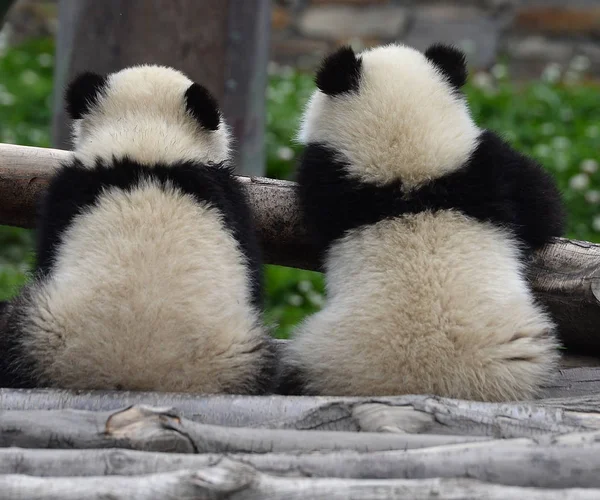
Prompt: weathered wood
<box><xmin>530</xmin><ymin>238</ymin><xmax>600</xmax><ymax>353</ymax></box>
<box><xmin>0</xmin><ymin>143</ymin><xmax>315</xmax><ymax>269</ymax></box>
<box><xmin>3</xmin><ymin>433</ymin><xmax>600</xmax><ymax>488</ymax></box>
<box><xmin>3</xmin><ymin>393</ymin><xmax>600</xmax><ymax>437</ymax></box>
<box><xmin>52</xmin><ymin>0</ymin><xmax>269</xmax><ymax>177</ymax></box>
<box><xmin>0</xmin><ymin>405</ymin><xmax>490</xmax><ymax>453</ymax></box>
<box><xmin>1</xmin><ymin>461</ymin><xmax>599</xmax><ymax>500</ymax></box>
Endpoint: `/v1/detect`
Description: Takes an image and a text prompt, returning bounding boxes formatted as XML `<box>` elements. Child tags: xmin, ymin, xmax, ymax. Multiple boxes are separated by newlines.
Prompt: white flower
<box><xmin>540</xmin><ymin>123</ymin><xmax>555</xmax><ymax>136</ymax></box>
<box><xmin>472</xmin><ymin>71</ymin><xmax>493</xmax><ymax>90</ymax></box>
<box><xmin>570</xmin><ymin>55</ymin><xmax>591</xmax><ymax>73</ymax></box>
<box><xmin>586</xmin><ymin>126</ymin><xmax>600</xmax><ymax>138</ymax></box>
<box><xmin>534</xmin><ymin>144</ymin><xmax>551</xmax><ymax>157</ymax></box>
<box><xmin>287</xmin><ymin>294</ymin><xmax>303</xmax><ymax>306</ymax></box>
<box><xmin>298</xmin><ymin>280</ymin><xmax>312</xmax><ymax>293</ymax></box>
<box><xmin>21</xmin><ymin>70</ymin><xmax>39</xmax><ymax>86</ymax></box>
<box><xmin>277</xmin><ymin>146</ymin><xmax>294</xmax><ymax>161</ymax></box>
<box><xmin>585</xmin><ymin>190</ymin><xmax>600</xmax><ymax>204</ymax></box>
<box><xmin>491</xmin><ymin>63</ymin><xmax>507</xmax><ymax>80</ymax></box>
<box><xmin>581</xmin><ymin>159</ymin><xmax>599</xmax><ymax>174</ymax></box>
<box><xmin>552</xmin><ymin>136</ymin><xmax>570</xmax><ymax>150</ymax></box>
<box><xmin>542</xmin><ymin>63</ymin><xmax>562</xmax><ymax>83</ymax></box>
<box><xmin>37</xmin><ymin>53</ymin><xmax>53</xmax><ymax>68</ymax></box>
<box><xmin>569</xmin><ymin>173</ymin><xmax>590</xmax><ymax>191</ymax></box>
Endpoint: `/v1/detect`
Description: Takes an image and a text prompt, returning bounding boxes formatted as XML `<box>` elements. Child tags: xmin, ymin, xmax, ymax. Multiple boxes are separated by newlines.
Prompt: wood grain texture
<box><xmin>3</xmin><ymin>391</ymin><xmax>600</xmax><ymax>435</ymax></box>
<box><xmin>3</xmin><ymin>436</ymin><xmax>600</xmax><ymax>488</ymax></box>
<box><xmin>2</xmin><ymin>457</ymin><xmax>600</xmax><ymax>499</ymax></box>
<box><xmin>0</xmin><ymin>405</ymin><xmax>490</xmax><ymax>453</ymax></box>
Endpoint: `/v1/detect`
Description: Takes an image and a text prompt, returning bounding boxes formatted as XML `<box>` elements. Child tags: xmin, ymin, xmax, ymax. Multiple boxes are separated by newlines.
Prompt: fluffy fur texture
<box><xmin>0</xmin><ymin>65</ymin><xmax>275</xmax><ymax>394</ymax></box>
<box><xmin>282</xmin><ymin>43</ymin><xmax>566</xmax><ymax>402</ymax></box>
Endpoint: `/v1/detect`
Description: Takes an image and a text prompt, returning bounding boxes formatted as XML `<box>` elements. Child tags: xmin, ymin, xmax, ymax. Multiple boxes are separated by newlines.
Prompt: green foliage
<box><xmin>0</xmin><ymin>39</ymin><xmax>599</xmax><ymax>338</ymax></box>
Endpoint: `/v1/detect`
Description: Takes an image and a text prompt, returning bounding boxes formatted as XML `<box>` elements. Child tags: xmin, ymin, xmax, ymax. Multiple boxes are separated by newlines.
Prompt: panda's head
<box><xmin>299</xmin><ymin>43</ymin><xmax>481</xmax><ymax>189</ymax></box>
<box><xmin>65</xmin><ymin>65</ymin><xmax>231</xmax><ymax>166</ymax></box>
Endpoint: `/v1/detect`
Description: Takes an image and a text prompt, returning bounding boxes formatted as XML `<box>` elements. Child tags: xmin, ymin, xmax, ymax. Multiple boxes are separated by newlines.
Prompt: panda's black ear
<box><xmin>425</xmin><ymin>43</ymin><xmax>468</xmax><ymax>89</ymax></box>
<box><xmin>316</xmin><ymin>46</ymin><xmax>362</xmax><ymax>96</ymax></box>
<box><xmin>65</xmin><ymin>72</ymin><xmax>108</xmax><ymax>119</ymax></box>
<box><xmin>185</xmin><ymin>83</ymin><xmax>221</xmax><ymax>131</ymax></box>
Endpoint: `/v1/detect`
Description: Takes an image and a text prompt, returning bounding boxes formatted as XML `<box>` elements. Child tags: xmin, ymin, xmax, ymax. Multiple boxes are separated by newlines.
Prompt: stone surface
<box><xmin>272</xmin><ymin>5</ymin><xmax>292</xmax><ymax>31</ymax></box>
<box><xmin>298</xmin><ymin>5</ymin><xmax>408</xmax><ymax>39</ymax></box>
<box><xmin>505</xmin><ymin>35</ymin><xmax>574</xmax><ymax>62</ymax></box>
<box><xmin>403</xmin><ymin>6</ymin><xmax>500</xmax><ymax>68</ymax></box>
<box><xmin>515</xmin><ymin>7</ymin><xmax>600</xmax><ymax>35</ymax></box>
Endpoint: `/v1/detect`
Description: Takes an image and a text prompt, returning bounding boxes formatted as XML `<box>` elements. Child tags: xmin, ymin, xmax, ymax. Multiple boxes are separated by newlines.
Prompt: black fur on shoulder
<box><xmin>65</xmin><ymin>72</ymin><xmax>108</xmax><ymax>119</ymax></box>
<box><xmin>316</xmin><ymin>46</ymin><xmax>363</xmax><ymax>96</ymax></box>
<box><xmin>35</xmin><ymin>157</ymin><xmax>264</xmax><ymax>310</ymax></box>
<box><xmin>297</xmin><ymin>130</ymin><xmax>566</xmax><ymax>258</ymax></box>
<box><xmin>425</xmin><ymin>43</ymin><xmax>468</xmax><ymax>90</ymax></box>
<box><xmin>184</xmin><ymin>83</ymin><xmax>221</xmax><ymax>131</ymax></box>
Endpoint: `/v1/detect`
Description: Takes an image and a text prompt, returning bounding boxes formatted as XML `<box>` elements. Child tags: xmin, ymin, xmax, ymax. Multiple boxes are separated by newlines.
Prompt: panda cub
<box><xmin>0</xmin><ymin>65</ymin><xmax>275</xmax><ymax>394</ymax></box>
<box><xmin>282</xmin><ymin>44</ymin><xmax>566</xmax><ymax>402</ymax></box>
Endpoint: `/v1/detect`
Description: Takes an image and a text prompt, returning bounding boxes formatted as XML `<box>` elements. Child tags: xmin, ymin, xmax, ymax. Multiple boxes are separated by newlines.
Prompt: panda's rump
<box><xmin>21</xmin><ymin>180</ymin><xmax>264</xmax><ymax>392</ymax></box>
<box><xmin>289</xmin><ymin>210</ymin><xmax>559</xmax><ymax>400</ymax></box>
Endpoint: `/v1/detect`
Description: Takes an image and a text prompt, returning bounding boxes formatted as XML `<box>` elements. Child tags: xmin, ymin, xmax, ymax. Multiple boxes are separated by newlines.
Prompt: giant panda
<box><xmin>0</xmin><ymin>65</ymin><xmax>276</xmax><ymax>394</ymax></box>
<box><xmin>280</xmin><ymin>43</ymin><xmax>566</xmax><ymax>402</ymax></box>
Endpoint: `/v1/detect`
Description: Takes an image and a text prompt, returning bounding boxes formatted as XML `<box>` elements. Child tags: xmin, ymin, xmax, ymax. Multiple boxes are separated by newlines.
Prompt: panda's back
<box><xmin>19</xmin><ymin>175</ymin><xmax>263</xmax><ymax>392</ymax></box>
<box><xmin>289</xmin><ymin>210</ymin><xmax>559</xmax><ymax>400</ymax></box>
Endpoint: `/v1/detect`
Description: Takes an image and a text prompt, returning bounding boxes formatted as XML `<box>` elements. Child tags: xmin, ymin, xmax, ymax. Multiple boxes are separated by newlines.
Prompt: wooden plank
<box><xmin>51</xmin><ymin>0</ymin><xmax>269</xmax><ymax>176</ymax></box>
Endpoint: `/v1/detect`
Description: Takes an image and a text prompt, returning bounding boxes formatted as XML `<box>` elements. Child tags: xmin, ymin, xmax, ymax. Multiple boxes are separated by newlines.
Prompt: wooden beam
<box><xmin>0</xmin><ymin>143</ymin><xmax>316</xmax><ymax>270</ymax></box>
<box><xmin>51</xmin><ymin>0</ymin><xmax>269</xmax><ymax>176</ymax></box>
<box><xmin>1</xmin><ymin>142</ymin><xmax>600</xmax><ymax>353</ymax></box>
<box><xmin>2</xmin><ymin>387</ymin><xmax>600</xmax><ymax>431</ymax></box>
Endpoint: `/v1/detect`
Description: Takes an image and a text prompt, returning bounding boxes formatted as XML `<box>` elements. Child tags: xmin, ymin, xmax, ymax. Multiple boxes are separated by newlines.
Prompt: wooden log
<box><xmin>1</xmin><ymin>461</ymin><xmax>599</xmax><ymax>500</ymax></box>
<box><xmin>2</xmin><ymin>394</ymin><xmax>600</xmax><ymax>437</ymax></box>
<box><xmin>0</xmin><ymin>143</ymin><xmax>315</xmax><ymax>269</ymax></box>
<box><xmin>3</xmin><ymin>433</ymin><xmax>600</xmax><ymax>488</ymax></box>
<box><xmin>2</xmin><ymin>143</ymin><xmax>600</xmax><ymax>350</ymax></box>
<box><xmin>0</xmin><ymin>405</ymin><xmax>491</xmax><ymax>453</ymax></box>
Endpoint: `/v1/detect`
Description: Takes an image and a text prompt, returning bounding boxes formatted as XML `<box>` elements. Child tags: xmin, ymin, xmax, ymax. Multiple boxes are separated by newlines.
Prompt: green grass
<box><xmin>1</xmin><ymin>38</ymin><xmax>600</xmax><ymax>337</ymax></box>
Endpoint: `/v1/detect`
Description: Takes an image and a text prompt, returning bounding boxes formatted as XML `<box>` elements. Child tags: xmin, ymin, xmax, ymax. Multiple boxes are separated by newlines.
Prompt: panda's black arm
<box><xmin>296</xmin><ymin>143</ymin><xmax>401</xmax><ymax>255</ymax></box>
<box><xmin>456</xmin><ymin>130</ymin><xmax>567</xmax><ymax>252</ymax></box>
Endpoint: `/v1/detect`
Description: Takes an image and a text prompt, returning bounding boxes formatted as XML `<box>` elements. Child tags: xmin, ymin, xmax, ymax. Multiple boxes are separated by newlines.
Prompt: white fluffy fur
<box><xmin>288</xmin><ymin>44</ymin><xmax>559</xmax><ymax>401</ymax></box>
<box><xmin>72</xmin><ymin>65</ymin><xmax>231</xmax><ymax>167</ymax></box>
<box><xmin>298</xmin><ymin>44</ymin><xmax>480</xmax><ymax>189</ymax></box>
<box><xmin>21</xmin><ymin>65</ymin><xmax>266</xmax><ymax>392</ymax></box>
<box><xmin>286</xmin><ymin>212</ymin><xmax>559</xmax><ymax>401</ymax></box>
<box><xmin>23</xmin><ymin>181</ymin><xmax>264</xmax><ymax>392</ymax></box>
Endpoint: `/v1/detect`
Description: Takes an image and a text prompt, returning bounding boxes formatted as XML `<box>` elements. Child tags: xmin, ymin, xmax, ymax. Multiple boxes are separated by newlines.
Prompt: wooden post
<box><xmin>0</xmin><ymin>0</ymin><xmax>15</xmax><ymax>27</ymax></box>
<box><xmin>51</xmin><ymin>0</ymin><xmax>270</xmax><ymax>176</ymax></box>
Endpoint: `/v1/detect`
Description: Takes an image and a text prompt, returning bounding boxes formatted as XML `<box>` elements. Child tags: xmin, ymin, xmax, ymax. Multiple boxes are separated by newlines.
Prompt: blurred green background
<box><xmin>1</xmin><ymin>38</ymin><xmax>599</xmax><ymax>338</ymax></box>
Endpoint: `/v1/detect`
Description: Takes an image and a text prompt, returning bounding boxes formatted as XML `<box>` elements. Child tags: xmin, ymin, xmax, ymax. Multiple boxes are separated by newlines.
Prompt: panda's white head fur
<box><xmin>299</xmin><ymin>43</ymin><xmax>481</xmax><ymax>189</ymax></box>
<box><xmin>66</xmin><ymin>64</ymin><xmax>231</xmax><ymax>167</ymax></box>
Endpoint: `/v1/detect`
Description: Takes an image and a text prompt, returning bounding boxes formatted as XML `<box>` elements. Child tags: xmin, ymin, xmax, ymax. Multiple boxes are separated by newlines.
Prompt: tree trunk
<box><xmin>51</xmin><ymin>0</ymin><xmax>269</xmax><ymax>176</ymax></box>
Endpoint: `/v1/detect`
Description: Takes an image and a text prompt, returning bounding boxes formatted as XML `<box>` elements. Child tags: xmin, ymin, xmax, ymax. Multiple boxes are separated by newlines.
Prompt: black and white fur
<box><xmin>0</xmin><ymin>65</ymin><xmax>275</xmax><ymax>394</ymax></box>
<box><xmin>281</xmin><ymin>44</ymin><xmax>566</xmax><ymax>402</ymax></box>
